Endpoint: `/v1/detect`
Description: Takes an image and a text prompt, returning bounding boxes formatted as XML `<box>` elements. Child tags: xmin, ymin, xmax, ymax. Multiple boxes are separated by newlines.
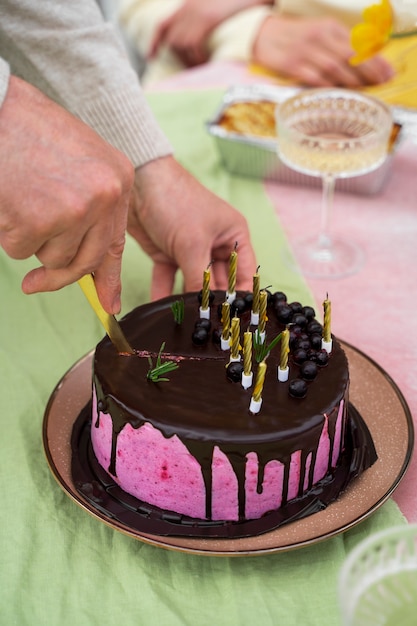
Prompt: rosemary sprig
<box><xmin>147</xmin><ymin>342</ymin><xmax>179</xmax><ymax>383</ymax></box>
<box><xmin>171</xmin><ymin>298</ymin><xmax>185</xmax><ymax>324</ymax></box>
<box><xmin>253</xmin><ymin>330</ymin><xmax>282</xmax><ymax>363</ymax></box>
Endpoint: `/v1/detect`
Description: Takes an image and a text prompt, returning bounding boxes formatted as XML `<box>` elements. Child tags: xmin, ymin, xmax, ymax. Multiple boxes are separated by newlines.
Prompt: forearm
<box><xmin>0</xmin><ymin>0</ymin><xmax>172</xmax><ymax>168</ymax></box>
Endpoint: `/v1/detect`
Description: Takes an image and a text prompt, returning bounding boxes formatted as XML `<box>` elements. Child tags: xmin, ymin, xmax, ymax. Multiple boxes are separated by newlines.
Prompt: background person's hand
<box><xmin>0</xmin><ymin>76</ymin><xmax>134</xmax><ymax>314</ymax></box>
<box><xmin>252</xmin><ymin>15</ymin><xmax>394</xmax><ymax>87</ymax></box>
<box><xmin>128</xmin><ymin>156</ymin><xmax>257</xmax><ymax>300</ymax></box>
<box><xmin>150</xmin><ymin>0</ymin><xmax>271</xmax><ymax>67</ymax></box>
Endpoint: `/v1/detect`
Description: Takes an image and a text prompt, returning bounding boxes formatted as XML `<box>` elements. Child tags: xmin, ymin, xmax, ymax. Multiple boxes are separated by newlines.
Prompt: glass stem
<box><xmin>319</xmin><ymin>174</ymin><xmax>335</xmax><ymax>250</ymax></box>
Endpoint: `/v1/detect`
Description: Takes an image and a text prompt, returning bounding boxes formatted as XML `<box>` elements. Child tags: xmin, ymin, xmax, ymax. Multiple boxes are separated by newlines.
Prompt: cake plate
<box><xmin>42</xmin><ymin>342</ymin><xmax>413</xmax><ymax>557</ymax></box>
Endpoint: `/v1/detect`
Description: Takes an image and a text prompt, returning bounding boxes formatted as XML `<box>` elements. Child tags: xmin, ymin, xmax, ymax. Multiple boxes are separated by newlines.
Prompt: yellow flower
<box><xmin>350</xmin><ymin>0</ymin><xmax>393</xmax><ymax>65</ymax></box>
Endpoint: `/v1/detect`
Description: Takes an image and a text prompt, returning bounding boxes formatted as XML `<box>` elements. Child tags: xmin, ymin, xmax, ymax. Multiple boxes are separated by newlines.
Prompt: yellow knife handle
<box><xmin>77</xmin><ymin>274</ymin><xmax>134</xmax><ymax>354</ymax></box>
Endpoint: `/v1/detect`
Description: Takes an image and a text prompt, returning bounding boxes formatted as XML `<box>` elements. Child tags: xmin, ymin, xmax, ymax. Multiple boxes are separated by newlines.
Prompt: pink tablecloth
<box><xmin>148</xmin><ymin>61</ymin><xmax>417</xmax><ymax>522</ymax></box>
<box><xmin>265</xmin><ymin>148</ymin><xmax>417</xmax><ymax>520</ymax></box>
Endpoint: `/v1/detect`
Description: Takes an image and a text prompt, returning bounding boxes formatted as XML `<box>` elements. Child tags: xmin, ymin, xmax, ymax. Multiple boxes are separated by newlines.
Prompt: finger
<box><xmin>352</xmin><ymin>56</ymin><xmax>395</xmax><ymax>85</ymax></box>
<box><xmin>149</xmin><ymin>19</ymin><xmax>171</xmax><ymax>57</ymax></box>
<box><xmin>22</xmin><ymin>194</ymin><xmax>129</xmax><ymax>312</ymax></box>
<box><xmin>21</xmin><ymin>260</ymin><xmax>120</xmax><ymax>315</ymax></box>
<box><xmin>263</xmin><ymin>47</ymin><xmax>335</xmax><ymax>87</ymax></box>
<box><xmin>150</xmin><ymin>260</ymin><xmax>177</xmax><ymax>301</ymax></box>
<box><xmin>35</xmin><ymin>228</ymin><xmax>84</xmax><ymax>270</ymax></box>
<box><xmin>290</xmin><ymin>62</ymin><xmax>335</xmax><ymax>87</ymax></box>
<box><xmin>187</xmin><ymin>43</ymin><xmax>208</xmax><ymax>66</ymax></box>
<box><xmin>294</xmin><ymin>45</ymin><xmax>364</xmax><ymax>87</ymax></box>
<box><xmin>211</xmin><ymin>259</ymin><xmax>229</xmax><ymax>291</ymax></box>
<box><xmin>209</xmin><ymin>240</ymin><xmax>245</xmax><ymax>290</ymax></box>
<box><xmin>175</xmin><ymin>47</ymin><xmax>196</xmax><ymax>68</ymax></box>
<box><xmin>22</xmin><ymin>229</ymin><xmax>123</xmax><ymax>314</ymax></box>
<box><xmin>89</xmin><ymin>191</ymin><xmax>130</xmax><ymax>313</ymax></box>
<box><xmin>281</xmin><ymin>26</ymin><xmax>359</xmax><ymax>87</ymax></box>
<box><xmin>0</xmin><ymin>217</ymin><xmax>65</xmax><ymax>261</ymax></box>
<box><xmin>93</xmin><ymin>237</ymin><xmax>126</xmax><ymax>315</ymax></box>
<box><xmin>22</xmin><ymin>264</ymin><xmax>79</xmax><ymax>295</ymax></box>
<box><xmin>178</xmin><ymin>241</ymin><xmax>215</xmax><ymax>293</ymax></box>
<box><xmin>315</xmin><ymin>32</ymin><xmax>393</xmax><ymax>87</ymax></box>
<box><xmin>234</xmin><ymin>241</ymin><xmax>258</xmax><ymax>291</ymax></box>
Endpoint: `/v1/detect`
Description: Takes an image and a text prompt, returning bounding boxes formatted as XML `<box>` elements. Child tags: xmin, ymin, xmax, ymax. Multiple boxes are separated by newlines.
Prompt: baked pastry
<box><xmin>218</xmin><ymin>100</ymin><xmax>277</xmax><ymax>138</ymax></box>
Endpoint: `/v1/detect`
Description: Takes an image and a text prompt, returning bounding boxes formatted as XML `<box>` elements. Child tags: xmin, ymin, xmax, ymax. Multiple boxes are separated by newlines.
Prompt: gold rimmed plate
<box><xmin>43</xmin><ymin>342</ymin><xmax>413</xmax><ymax>556</ymax></box>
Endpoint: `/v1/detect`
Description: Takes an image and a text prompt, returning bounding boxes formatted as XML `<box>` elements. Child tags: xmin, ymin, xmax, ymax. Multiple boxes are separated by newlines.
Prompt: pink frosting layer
<box><xmin>91</xmin><ymin>392</ymin><xmax>344</xmax><ymax>521</ymax></box>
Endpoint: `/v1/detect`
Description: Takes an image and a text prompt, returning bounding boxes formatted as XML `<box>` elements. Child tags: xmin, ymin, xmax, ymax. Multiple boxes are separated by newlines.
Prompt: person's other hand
<box><xmin>150</xmin><ymin>0</ymin><xmax>270</xmax><ymax>67</ymax></box>
<box><xmin>0</xmin><ymin>76</ymin><xmax>134</xmax><ymax>313</ymax></box>
<box><xmin>128</xmin><ymin>156</ymin><xmax>257</xmax><ymax>300</ymax></box>
<box><xmin>253</xmin><ymin>15</ymin><xmax>394</xmax><ymax>87</ymax></box>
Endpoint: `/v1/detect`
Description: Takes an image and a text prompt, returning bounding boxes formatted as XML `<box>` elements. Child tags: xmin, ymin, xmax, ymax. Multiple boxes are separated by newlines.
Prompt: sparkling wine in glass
<box><xmin>276</xmin><ymin>89</ymin><xmax>393</xmax><ymax>278</ymax></box>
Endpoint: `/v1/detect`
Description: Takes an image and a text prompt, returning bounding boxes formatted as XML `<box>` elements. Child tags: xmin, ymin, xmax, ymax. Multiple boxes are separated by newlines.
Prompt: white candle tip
<box><xmin>226</xmin><ymin>291</ymin><xmax>236</xmax><ymax>304</ymax></box>
<box><xmin>199</xmin><ymin>306</ymin><xmax>210</xmax><ymax>319</ymax></box>
<box><xmin>229</xmin><ymin>355</ymin><xmax>241</xmax><ymax>363</ymax></box>
<box><xmin>278</xmin><ymin>366</ymin><xmax>289</xmax><ymax>382</ymax></box>
<box><xmin>321</xmin><ymin>338</ymin><xmax>333</xmax><ymax>354</ymax></box>
<box><xmin>241</xmin><ymin>372</ymin><xmax>253</xmax><ymax>389</ymax></box>
<box><xmin>249</xmin><ymin>397</ymin><xmax>262</xmax><ymax>414</ymax></box>
<box><xmin>250</xmin><ymin>311</ymin><xmax>259</xmax><ymax>325</ymax></box>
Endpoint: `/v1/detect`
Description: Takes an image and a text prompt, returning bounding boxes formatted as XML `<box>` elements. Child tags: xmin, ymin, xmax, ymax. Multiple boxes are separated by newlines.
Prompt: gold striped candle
<box><xmin>280</xmin><ymin>328</ymin><xmax>290</xmax><ymax>370</ymax></box>
<box><xmin>323</xmin><ymin>296</ymin><xmax>331</xmax><ymax>343</ymax></box>
<box><xmin>252</xmin><ymin>361</ymin><xmax>267</xmax><ymax>402</ymax></box>
<box><xmin>230</xmin><ymin>317</ymin><xmax>241</xmax><ymax>360</ymax></box>
<box><xmin>221</xmin><ymin>302</ymin><xmax>230</xmax><ymax>340</ymax></box>
<box><xmin>201</xmin><ymin>268</ymin><xmax>210</xmax><ymax>310</ymax></box>
<box><xmin>228</xmin><ymin>250</ymin><xmax>237</xmax><ymax>295</ymax></box>
<box><xmin>258</xmin><ymin>290</ymin><xmax>268</xmax><ymax>334</ymax></box>
<box><xmin>243</xmin><ymin>330</ymin><xmax>252</xmax><ymax>376</ymax></box>
<box><xmin>252</xmin><ymin>271</ymin><xmax>260</xmax><ymax>315</ymax></box>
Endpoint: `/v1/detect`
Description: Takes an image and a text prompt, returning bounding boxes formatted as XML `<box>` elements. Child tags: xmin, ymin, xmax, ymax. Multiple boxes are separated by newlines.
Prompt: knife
<box><xmin>77</xmin><ymin>274</ymin><xmax>134</xmax><ymax>354</ymax></box>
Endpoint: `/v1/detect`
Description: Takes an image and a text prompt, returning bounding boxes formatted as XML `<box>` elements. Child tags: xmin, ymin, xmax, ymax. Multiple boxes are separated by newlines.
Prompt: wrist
<box><xmin>252</xmin><ymin>15</ymin><xmax>275</xmax><ymax>61</ymax></box>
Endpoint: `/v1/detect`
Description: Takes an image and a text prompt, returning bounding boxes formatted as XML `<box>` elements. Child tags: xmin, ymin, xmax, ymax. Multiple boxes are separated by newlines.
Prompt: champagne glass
<box><xmin>276</xmin><ymin>89</ymin><xmax>393</xmax><ymax>278</ymax></box>
<box><xmin>338</xmin><ymin>525</ymin><xmax>417</xmax><ymax>626</ymax></box>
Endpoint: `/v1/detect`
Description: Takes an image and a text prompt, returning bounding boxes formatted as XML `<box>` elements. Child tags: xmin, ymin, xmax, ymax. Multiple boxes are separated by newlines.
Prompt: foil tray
<box><xmin>206</xmin><ymin>84</ymin><xmax>403</xmax><ymax>196</ymax></box>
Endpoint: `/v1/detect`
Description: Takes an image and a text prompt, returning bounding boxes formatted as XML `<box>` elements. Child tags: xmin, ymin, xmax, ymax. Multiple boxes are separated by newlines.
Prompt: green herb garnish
<box><xmin>253</xmin><ymin>330</ymin><xmax>282</xmax><ymax>363</ymax></box>
<box><xmin>171</xmin><ymin>298</ymin><xmax>185</xmax><ymax>324</ymax></box>
<box><xmin>147</xmin><ymin>342</ymin><xmax>179</xmax><ymax>383</ymax></box>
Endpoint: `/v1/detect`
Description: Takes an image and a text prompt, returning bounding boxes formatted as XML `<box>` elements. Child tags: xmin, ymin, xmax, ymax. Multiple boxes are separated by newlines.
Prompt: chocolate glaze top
<box><xmin>94</xmin><ymin>291</ymin><xmax>349</xmax><ymax>449</ymax></box>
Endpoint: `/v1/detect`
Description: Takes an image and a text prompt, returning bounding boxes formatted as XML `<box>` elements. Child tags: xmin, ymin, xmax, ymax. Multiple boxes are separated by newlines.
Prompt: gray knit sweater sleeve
<box><xmin>0</xmin><ymin>57</ymin><xmax>10</xmax><ymax>107</ymax></box>
<box><xmin>0</xmin><ymin>0</ymin><xmax>172</xmax><ymax>168</ymax></box>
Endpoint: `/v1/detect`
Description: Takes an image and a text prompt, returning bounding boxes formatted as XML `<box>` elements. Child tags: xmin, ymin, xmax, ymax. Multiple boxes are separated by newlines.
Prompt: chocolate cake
<box><xmin>83</xmin><ymin>289</ymin><xmax>376</xmax><ymax>537</ymax></box>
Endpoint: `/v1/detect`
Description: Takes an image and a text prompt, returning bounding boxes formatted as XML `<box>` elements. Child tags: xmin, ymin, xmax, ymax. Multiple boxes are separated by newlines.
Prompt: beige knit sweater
<box><xmin>0</xmin><ymin>0</ymin><xmax>172</xmax><ymax>168</ymax></box>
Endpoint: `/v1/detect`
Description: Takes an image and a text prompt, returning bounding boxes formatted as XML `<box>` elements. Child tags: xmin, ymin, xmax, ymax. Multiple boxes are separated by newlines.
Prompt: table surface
<box><xmin>1</xmin><ymin>61</ymin><xmax>416</xmax><ymax>626</ymax></box>
<box><xmin>148</xmin><ymin>60</ymin><xmax>417</xmax><ymax>523</ymax></box>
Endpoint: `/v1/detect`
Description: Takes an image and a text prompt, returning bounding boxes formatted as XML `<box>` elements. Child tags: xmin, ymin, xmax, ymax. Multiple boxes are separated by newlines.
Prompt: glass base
<box><xmin>285</xmin><ymin>236</ymin><xmax>364</xmax><ymax>279</ymax></box>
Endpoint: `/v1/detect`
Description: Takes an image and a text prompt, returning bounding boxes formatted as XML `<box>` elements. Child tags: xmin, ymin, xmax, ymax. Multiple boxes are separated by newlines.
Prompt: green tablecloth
<box><xmin>0</xmin><ymin>89</ymin><xmax>405</xmax><ymax>626</ymax></box>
